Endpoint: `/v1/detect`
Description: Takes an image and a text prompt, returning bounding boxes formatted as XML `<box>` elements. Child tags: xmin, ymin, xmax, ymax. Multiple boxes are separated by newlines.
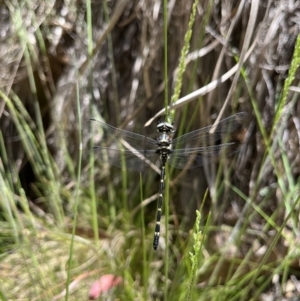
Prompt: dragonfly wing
<box><xmin>93</xmin><ymin>147</ymin><xmax>159</xmax><ymax>172</ymax></box>
<box><xmin>172</xmin><ymin>112</ymin><xmax>246</xmax><ymax>149</ymax></box>
<box><xmin>168</xmin><ymin>142</ymin><xmax>242</xmax><ymax>169</ymax></box>
<box><xmin>90</xmin><ymin>119</ymin><xmax>158</xmax><ymax>150</ymax></box>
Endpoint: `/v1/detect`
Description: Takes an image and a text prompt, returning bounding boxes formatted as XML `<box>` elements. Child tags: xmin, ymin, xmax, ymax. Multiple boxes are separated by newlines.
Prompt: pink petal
<box><xmin>89</xmin><ymin>274</ymin><xmax>122</xmax><ymax>299</ymax></box>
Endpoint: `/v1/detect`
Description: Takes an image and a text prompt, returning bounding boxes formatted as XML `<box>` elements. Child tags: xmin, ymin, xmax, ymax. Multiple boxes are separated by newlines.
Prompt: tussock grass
<box><xmin>1</xmin><ymin>1</ymin><xmax>300</xmax><ymax>300</ymax></box>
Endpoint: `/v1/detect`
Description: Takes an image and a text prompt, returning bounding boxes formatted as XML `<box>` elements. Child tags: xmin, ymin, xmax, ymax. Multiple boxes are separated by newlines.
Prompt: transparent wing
<box><xmin>90</xmin><ymin>119</ymin><xmax>158</xmax><ymax>150</ymax></box>
<box><xmin>93</xmin><ymin>147</ymin><xmax>160</xmax><ymax>172</ymax></box>
<box><xmin>89</xmin><ymin>119</ymin><xmax>160</xmax><ymax>172</ymax></box>
<box><xmin>172</xmin><ymin>112</ymin><xmax>247</xmax><ymax>150</ymax></box>
<box><xmin>168</xmin><ymin>143</ymin><xmax>242</xmax><ymax>169</ymax></box>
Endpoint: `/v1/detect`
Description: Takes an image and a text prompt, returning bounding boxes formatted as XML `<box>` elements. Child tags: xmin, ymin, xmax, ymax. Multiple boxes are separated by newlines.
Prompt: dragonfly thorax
<box><xmin>156</xmin><ymin>121</ymin><xmax>174</xmax><ymax>157</ymax></box>
<box><xmin>157</xmin><ymin>132</ymin><xmax>172</xmax><ymax>145</ymax></box>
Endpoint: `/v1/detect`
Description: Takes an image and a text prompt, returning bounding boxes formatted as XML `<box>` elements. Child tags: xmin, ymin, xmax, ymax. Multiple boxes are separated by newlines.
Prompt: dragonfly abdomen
<box><xmin>153</xmin><ymin>164</ymin><xmax>166</xmax><ymax>250</ymax></box>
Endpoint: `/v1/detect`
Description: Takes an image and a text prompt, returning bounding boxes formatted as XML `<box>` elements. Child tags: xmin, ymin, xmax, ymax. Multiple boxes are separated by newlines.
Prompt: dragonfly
<box><xmin>90</xmin><ymin>112</ymin><xmax>246</xmax><ymax>250</ymax></box>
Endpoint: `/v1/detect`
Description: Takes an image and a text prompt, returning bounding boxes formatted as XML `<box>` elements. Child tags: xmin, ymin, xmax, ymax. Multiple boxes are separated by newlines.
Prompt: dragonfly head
<box><xmin>157</xmin><ymin>121</ymin><xmax>175</xmax><ymax>133</ymax></box>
